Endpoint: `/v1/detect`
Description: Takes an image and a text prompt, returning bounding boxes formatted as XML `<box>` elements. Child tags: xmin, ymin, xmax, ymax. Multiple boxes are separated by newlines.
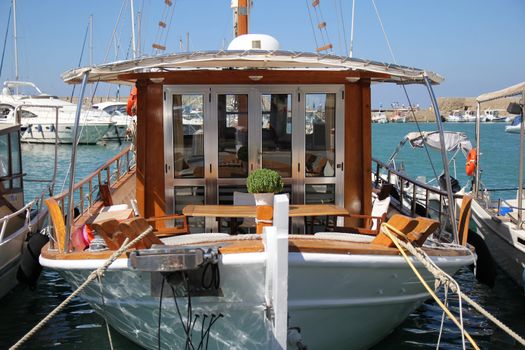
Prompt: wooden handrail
<box><xmin>45</xmin><ymin>146</ymin><xmax>135</xmax><ymax>252</ymax></box>
<box><xmin>52</xmin><ymin>146</ymin><xmax>134</xmax><ymax>202</ymax></box>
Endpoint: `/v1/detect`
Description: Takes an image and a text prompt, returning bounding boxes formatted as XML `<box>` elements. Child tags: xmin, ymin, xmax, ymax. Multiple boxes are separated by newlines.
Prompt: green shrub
<box><xmin>246</xmin><ymin>168</ymin><xmax>284</xmax><ymax>194</ymax></box>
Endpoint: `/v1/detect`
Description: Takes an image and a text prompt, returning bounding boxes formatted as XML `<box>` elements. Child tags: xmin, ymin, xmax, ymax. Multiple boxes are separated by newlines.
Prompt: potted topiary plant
<box><xmin>246</xmin><ymin>168</ymin><xmax>284</xmax><ymax>206</ymax></box>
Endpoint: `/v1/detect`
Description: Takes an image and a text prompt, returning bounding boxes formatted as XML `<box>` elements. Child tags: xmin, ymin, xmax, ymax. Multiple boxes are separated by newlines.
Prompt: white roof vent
<box><xmin>227</xmin><ymin>34</ymin><xmax>280</xmax><ymax>51</ymax></box>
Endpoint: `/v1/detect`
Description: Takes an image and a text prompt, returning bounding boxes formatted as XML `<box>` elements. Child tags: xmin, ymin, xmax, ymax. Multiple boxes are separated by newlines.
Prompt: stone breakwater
<box><xmin>381</xmin><ymin>97</ymin><xmax>520</xmax><ymax>122</ymax></box>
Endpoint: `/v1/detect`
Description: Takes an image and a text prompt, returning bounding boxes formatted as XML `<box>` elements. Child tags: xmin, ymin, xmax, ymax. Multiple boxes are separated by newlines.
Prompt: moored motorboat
<box><xmin>444</xmin><ymin>110</ymin><xmax>465</xmax><ymax>122</ymax></box>
<box><xmin>371</xmin><ymin>111</ymin><xmax>388</xmax><ymax>124</ymax></box>
<box><xmin>0</xmin><ymin>123</ymin><xmax>48</xmax><ymax>299</ymax></box>
<box><xmin>505</xmin><ymin>115</ymin><xmax>522</xmax><ymax>133</ymax></box>
<box><xmin>37</xmin><ymin>3</ymin><xmax>476</xmax><ymax>349</ymax></box>
<box><xmin>92</xmin><ymin>101</ymin><xmax>135</xmax><ymax>142</ymax></box>
<box><xmin>481</xmin><ymin>109</ymin><xmax>507</xmax><ymax>122</ymax></box>
<box><xmin>468</xmin><ymin>81</ymin><xmax>525</xmax><ymax>290</ymax></box>
<box><xmin>0</xmin><ymin>81</ymin><xmax>115</xmax><ymax>144</ymax></box>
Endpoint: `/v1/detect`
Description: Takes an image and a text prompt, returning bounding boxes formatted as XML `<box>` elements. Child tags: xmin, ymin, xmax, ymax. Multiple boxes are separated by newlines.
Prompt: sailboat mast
<box><xmin>232</xmin><ymin>0</ymin><xmax>250</xmax><ymax>37</ymax></box>
<box><xmin>349</xmin><ymin>0</ymin><xmax>355</xmax><ymax>58</ymax></box>
<box><xmin>130</xmin><ymin>0</ymin><xmax>137</xmax><ymax>59</ymax></box>
<box><xmin>12</xmin><ymin>0</ymin><xmax>19</xmax><ymax>81</ymax></box>
<box><xmin>518</xmin><ymin>89</ymin><xmax>525</xmax><ymax>225</ymax></box>
<box><xmin>89</xmin><ymin>15</ymin><xmax>93</xmax><ymax>67</ymax></box>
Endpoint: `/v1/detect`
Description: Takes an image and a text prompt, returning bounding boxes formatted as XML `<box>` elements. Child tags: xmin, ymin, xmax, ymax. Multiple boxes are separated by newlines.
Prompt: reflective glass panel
<box><xmin>0</xmin><ymin>133</ymin><xmax>9</xmax><ymax>189</ymax></box>
<box><xmin>10</xmin><ymin>132</ymin><xmax>21</xmax><ymax>188</ymax></box>
<box><xmin>218</xmin><ymin>94</ymin><xmax>248</xmax><ymax>178</ymax></box>
<box><xmin>261</xmin><ymin>94</ymin><xmax>292</xmax><ymax>177</ymax></box>
<box><xmin>172</xmin><ymin>94</ymin><xmax>204</xmax><ymax>179</ymax></box>
<box><xmin>305</xmin><ymin>93</ymin><xmax>336</xmax><ymax>178</ymax></box>
<box><xmin>174</xmin><ymin>186</ymin><xmax>205</xmax><ymax>231</ymax></box>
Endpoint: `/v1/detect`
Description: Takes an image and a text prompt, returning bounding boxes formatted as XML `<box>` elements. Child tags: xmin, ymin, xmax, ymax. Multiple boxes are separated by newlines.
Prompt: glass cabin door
<box><xmin>165</xmin><ymin>85</ymin><xmax>344</xmax><ymax>232</ymax></box>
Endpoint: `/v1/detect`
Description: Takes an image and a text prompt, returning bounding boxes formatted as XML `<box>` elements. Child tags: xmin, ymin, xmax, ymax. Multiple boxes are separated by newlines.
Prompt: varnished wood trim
<box><xmin>136</xmin><ymin>80</ymin><xmax>167</xmax><ymax>222</ymax></box>
<box><xmin>360</xmin><ymin>79</ymin><xmax>372</xmax><ymax>217</ymax></box>
<box><xmin>40</xmin><ymin>236</ymin><xmax>471</xmax><ymax>261</ymax></box>
<box><xmin>119</xmin><ymin>70</ymin><xmax>390</xmax><ymax>85</ymax></box>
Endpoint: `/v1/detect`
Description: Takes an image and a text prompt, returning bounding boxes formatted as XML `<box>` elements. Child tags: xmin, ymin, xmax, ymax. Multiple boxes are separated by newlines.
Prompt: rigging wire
<box><xmin>304</xmin><ymin>0</ymin><xmax>319</xmax><ymax>51</ymax></box>
<box><xmin>69</xmin><ymin>21</ymin><xmax>90</xmax><ymax>101</ymax></box>
<box><xmin>370</xmin><ymin>0</ymin><xmax>439</xmax><ymax>181</ymax></box>
<box><xmin>152</xmin><ymin>0</ymin><xmax>177</xmax><ymax>55</ymax></box>
<box><xmin>335</xmin><ymin>0</ymin><xmax>349</xmax><ymax>56</ymax></box>
<box><xmin>0</xmin><ymin>3</ymin><xmax>12</xmax><ymax>79</ymax></box>
<box><xmin>160</xmin><ymin>1</ymin><xmax>177</xmax><ymax>51</ymax></box>
<box><xmin>103</xmin><ymin>0</ymin><xmax>128</xmax><ymax>63</ymax></box>
<box><xmin>315</xmin><ymin>1</ymin><xmax>333</xmax><ymax>52</ymax></box>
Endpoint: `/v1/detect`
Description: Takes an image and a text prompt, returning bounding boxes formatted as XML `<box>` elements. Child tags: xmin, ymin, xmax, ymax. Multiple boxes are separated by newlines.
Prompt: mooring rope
<box><xmin>9</xmin><ymin>225</ymin><xmax>153</xmax><ymax>350</ymax></box>
<box><xmin>381</xmin><ymin>222</ymin><xmax>525</xmax><ymax>348</ymax></box>
<box><xmin>97</xmin><ymin>274</ymin><xmax>115</xmax><ymax>350</ymax></box>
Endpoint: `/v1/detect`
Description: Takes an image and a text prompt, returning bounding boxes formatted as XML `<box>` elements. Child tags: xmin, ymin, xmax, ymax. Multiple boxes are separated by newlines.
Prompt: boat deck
<box><xmin>41</xmin><ymin>234</ymin><xmax>471</xmax><ymax>261</ymax></box>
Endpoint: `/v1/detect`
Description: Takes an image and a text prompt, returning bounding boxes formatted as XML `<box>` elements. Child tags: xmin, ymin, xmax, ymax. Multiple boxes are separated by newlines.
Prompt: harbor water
<box><xmin>1</xmin><ymin>123</ymin><xmax>525</xmax><ymax>349</ymax></box>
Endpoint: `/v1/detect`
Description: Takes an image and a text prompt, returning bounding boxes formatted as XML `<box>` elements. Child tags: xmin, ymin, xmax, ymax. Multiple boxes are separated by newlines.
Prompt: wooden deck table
<box><xmin>182</xmin><ymin>204</ymin><xmax>349</xmax><ymax>233</ymax></box>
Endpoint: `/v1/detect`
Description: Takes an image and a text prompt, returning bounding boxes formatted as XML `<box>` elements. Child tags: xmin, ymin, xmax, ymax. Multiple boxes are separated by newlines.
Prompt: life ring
<box><xmin>126</xmin><ymin>86</ymin><xmax>137</xmax><ymax>116</ymax></box>
<box><xmin>465</xmin><ymin>148</ymin><xmax>477</xmax><ymax>176</ymax></box>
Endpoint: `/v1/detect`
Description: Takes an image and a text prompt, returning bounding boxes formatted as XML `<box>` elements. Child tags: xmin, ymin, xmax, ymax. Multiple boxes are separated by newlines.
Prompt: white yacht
<box><xmin>92</xmin><ymin>101</ymin><xmax>134</xmax><ymax>142</ymax></box>
<box><xmin>463</xmin><ymin>110</ymin><xmax>477</xmax><ymax>122</ymax></box>
<box><xmin>444</xmin><ymin>110</ymin><xmax>465</xmax><ymax>122</ymax></box>
<box><xmin>0</xmin><ymin>81</ymin><xmax>114</xmax><ymax>144</ymax></box>
<box><xmin>371</xmin><ymin>111</ymin><xmax>388</xmax><ymax>123</ymax></box>
<box><xmin>481</xmin><ymin>109</ymin><xmax>506</xmax><ymax>122</ymax></box>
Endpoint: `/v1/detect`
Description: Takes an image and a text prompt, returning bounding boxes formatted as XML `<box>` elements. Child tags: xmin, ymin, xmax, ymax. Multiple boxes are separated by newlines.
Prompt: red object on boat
<box><xmin>127</xmin><ymin>86</ymin><xmax>137</xmax><ymax>116</ymax></box>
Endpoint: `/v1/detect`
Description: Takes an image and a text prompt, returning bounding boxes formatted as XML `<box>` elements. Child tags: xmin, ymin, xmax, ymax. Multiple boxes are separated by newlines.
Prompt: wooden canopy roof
<box><xmin>61</xmin><ymin>50</ymin><xmax>443</xmax><ymax>86</ymax></box>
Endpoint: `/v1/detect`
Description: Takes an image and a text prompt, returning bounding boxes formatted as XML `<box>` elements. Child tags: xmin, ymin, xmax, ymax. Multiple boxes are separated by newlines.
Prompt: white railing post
<box><xmin>263</xmin><ymin>194</ymin><xmax>289</xmax><ymax>349</ymax></box>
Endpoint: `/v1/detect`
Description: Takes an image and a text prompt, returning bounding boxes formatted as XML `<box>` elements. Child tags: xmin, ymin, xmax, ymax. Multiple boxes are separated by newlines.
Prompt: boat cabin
<box><xmin>63</xmin><ymin>40</ymin><xmax>442</xmax><ymax>233</ymax></box>
<box><xmin>0</xmin><ymin>123</ymin><xmax>24</xmax><ymax>216</ymax></box>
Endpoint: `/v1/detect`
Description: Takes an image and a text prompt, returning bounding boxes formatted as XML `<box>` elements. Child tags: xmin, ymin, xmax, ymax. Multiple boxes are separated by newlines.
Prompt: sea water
<box><xmin>1</xmin><ymin>123</ymin><xmax>525</xmax><ymax>349</ymax></box>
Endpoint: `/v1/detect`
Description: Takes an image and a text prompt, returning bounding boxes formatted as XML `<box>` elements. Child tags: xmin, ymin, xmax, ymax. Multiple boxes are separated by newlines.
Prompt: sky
<box><xmin>0</xmin><ymin>0</ymin><xmax>524</xmax><ymax>108</ymax></box>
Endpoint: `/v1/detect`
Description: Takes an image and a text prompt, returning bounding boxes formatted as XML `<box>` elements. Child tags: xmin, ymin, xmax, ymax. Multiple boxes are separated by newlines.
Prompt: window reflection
<box><xmin>261</xmin><ymin>94</ymin><xmax>292</xmax><ymax>177</ymax></box>
<box><xmin>0</xmin><ymin>133</ymin><xmax>9</xmax><ymax>189</ymax></box>
<box><xmin>218</xmin><ymin>94</ymin><xmax>248</xmax><ymax>178</ymax></box>
<box><xmin>172</xmin><ymin>94</ymin><xmax>204</xmax><ymax>179</ymax></box>
<box><xmin>174</xmin><ymin>186</ymin><xmax>205</xmax><ymax>231</ymax></box>
<box><xmin>10</xmin><ymin>132</ymin><xmax>21</xmax><ymax>188</ymax></box>
<box><xmin>305</xmin><ymin>93</ymin><xmax>336</xmax><ymax>178</ymax></box>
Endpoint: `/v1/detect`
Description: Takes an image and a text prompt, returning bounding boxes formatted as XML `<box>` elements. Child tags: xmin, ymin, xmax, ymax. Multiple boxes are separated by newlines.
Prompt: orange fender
<box><xmin>465</xmin><ymin>148</ymin><xmax>477</xmax><ymax>177</ymax></box>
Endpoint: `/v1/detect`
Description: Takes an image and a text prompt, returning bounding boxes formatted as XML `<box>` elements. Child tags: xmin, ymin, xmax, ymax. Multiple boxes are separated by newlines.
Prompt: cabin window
<box><xmin>217</xmin><ymin>94</ymin><xmax>249</xmax><ymax>178</ymax></box>
<box><xmin>261</xmin><ymin>94</ymin><xmax>292</xmax><ymax>178</ymax></box>
<box><xmin>0</xmin><ymin>131</ymin><xmax>22</xmax><ymax>190</ymax></box>
<box><xmin>0</xmin><ymin>133</ymin><xmax>9</xmax><ymax>189</ymax></box>
<box><xmin>164</xmin><ymin>85</ymin><xmax>345</xmax><ymax>232</ymax></box>
<box><xmin>0</xmin><ymin>104</ymin><xmax>13</xmax><ymax>119</ymax></box>
<box><xmin>10</xmin><ymin>132</ymin><xmax>21</xmax><ymax>189</ymax></box>
<box><xmin>174</xmin><ymin>186</ymin><xmax>205</xmax><ymax>231</ymax></box>
<box><xmin>172</xmin><ymin>94</ymin><xmax>204</xmax><ymax>179</ymax></box>
<box><xmin>304</xmin><ymin>93</ymin><xmax>336</xmax><ymax>178</ymax></box>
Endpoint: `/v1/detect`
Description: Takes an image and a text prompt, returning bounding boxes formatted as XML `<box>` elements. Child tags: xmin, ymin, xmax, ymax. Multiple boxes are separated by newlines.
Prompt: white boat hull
<box><xmin>42</xmin><ymin>250</ymin><xmax>472</xmax><ymax>349</ymax></box>
<box><xmin>470</xmin><ymin>199</ymin><xmax>525</xmax><ymax>289</ymax></box>
<box><xmin>0</xmin><ymin>209</ymin><xmax>47</xmax><ymax>299</ymax></box>
<box><xmin>20</xmin><ymin>122</ymin><xmax>112</xmax><ymax>144</ymax></box>
<box><xmin>506</xmin><ymin>124</ymin><xmax>522</xmax><ymax>134</ymax></box>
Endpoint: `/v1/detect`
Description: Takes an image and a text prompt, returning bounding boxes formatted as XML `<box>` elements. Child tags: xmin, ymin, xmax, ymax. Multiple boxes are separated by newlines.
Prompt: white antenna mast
<box><xmin>12</xmin><ymin>0</ymin><xmax>19</xmax><ymax>81</ymax></box>
<box><xmin>349</xmin><ymin>0</ymin><xmax>355</xmax><ymax>58</ymax></box>
<box><xmin>89</xmin><ymin>15</ymin><xmax>93</xmax><ymax>66</ymax></box>
<box><xmin>130</xmin><ymin>0</ymin><xmax>137</xmax><ymax>59</ymax></box>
